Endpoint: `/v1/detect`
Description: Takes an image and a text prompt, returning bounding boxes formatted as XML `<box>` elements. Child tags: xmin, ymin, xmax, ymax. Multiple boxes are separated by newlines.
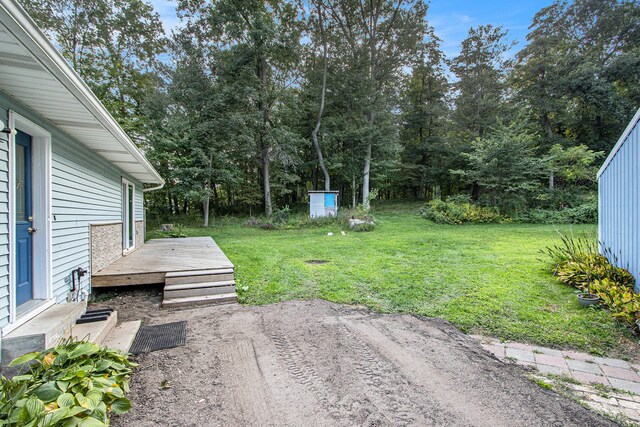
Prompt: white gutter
<box><xmin>597</xmin><ymin>107</ymin><xmax>640</xmax><ymax>179</ymax></box>
<box><xmin>143</xmin><ymin>182</ymin><xmax>165</xmax><ymax>192</ymax></box>
<box><xmin>0</xmin><ymin>0</ymin><xmax>164</xmax><ymax>185</ymax></box>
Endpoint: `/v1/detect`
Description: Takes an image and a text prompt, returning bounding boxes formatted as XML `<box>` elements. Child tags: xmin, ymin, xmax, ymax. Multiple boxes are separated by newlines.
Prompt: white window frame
<box><xmin>122</xmin><ymin>178</ymin><xmax>135</xmax><ymax>253</ymax></box>
<box><xmin>5</xmin><ymin>111</ymin><xmax>53</xmax><ymax>331</ymax></box>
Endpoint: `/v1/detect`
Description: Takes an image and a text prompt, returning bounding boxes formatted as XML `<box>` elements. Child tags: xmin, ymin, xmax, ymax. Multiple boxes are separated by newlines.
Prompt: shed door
<box><xmin>324</xmin><ymin>193</ymin><xmax>335</xmax><ymax>208</ymax></box>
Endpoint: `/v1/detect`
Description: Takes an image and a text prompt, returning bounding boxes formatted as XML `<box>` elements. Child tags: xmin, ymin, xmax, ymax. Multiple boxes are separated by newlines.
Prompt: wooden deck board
<box><xmin>92</xmin><ymin>237</ymin><xmax>234</xmax><ymax>287</ymax></box>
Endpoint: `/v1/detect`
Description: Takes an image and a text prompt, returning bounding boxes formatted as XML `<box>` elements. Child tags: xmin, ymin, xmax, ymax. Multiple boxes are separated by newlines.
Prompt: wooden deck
<box><xmin>92</xmin><ymin>237</ymin><xmax>234</xmax><ymax>287</ymax></box>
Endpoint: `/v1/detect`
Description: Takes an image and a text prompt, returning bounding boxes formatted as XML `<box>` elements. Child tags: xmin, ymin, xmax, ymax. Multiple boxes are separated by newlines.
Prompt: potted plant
<box><xmin>577</xmin><ymin>272</ymin><xmax>600</xmax><ymax>307</ymax></box>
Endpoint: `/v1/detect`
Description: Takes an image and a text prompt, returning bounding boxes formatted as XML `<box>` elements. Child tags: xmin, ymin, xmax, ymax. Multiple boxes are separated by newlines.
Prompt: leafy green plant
<box><xmin>544</xmin><ymin>232</ymin><xmax>639</xmax><ymax>329</ymax></box>
<box><xmin>160</xmin><ymin>224</ymin><xmax>187</xmax><ymax>238</ymax></box>
<box><xmin>351</xmin><ymin>222</ymin><xmax>375</xmax><ymax>232</ymax></box>
<box><xmin>419</xmin><ymin>198</ymin><xmax>505</xmax><ymax>225</ymax></box>
<box><xmin>0</xmin><ymin>338</ymin><xmax>137</xmax><ymax>426</ymax></box>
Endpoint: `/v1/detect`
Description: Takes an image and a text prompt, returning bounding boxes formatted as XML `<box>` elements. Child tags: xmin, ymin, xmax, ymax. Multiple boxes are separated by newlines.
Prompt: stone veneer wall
<box><xmin>90</xmin><ymin>223</ymin><xmax>123</xmax><ymax>274</ymax></box>
<box><xmin>135</xmin><ymin>221</ymin><xmax>144</xmax><ymax>248</ymax></box>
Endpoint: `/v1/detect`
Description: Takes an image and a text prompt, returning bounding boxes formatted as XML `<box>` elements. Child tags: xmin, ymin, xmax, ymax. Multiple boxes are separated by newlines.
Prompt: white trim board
<box><xmin>121</xmin><ymin>178</ymin><xmax>135</xmax><ymax>254</ymax></box>
<box><xmin>597</xmin><ymin>107</ymin><xmax>640</xmax><ymax>179</ymax></box>
<box><xmin>8</xmin><ymin>110</ymin><xmax>53</xmax><ymax>325</ymax></box>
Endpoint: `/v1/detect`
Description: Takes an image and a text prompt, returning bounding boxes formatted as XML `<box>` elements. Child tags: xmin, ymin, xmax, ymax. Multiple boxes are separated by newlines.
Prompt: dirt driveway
<box><xmin>98</xmin><ymin>289</ymin><xmax>613</xmax><ymax>427</ymax></box>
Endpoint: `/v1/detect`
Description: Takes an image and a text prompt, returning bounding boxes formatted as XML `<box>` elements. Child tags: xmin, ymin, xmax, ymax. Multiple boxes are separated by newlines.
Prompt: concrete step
<box><xmin>164</xmin><ymin>280</ymin><xmax>236</xmax><ymax>291</ymax></box>
<box><xmin>164</xmin><ymin>284</ymin><xmax>236</xmax><ymax>299</ymax></box>
<box><xmin>102</xmin><ymin>320</ymin><xmax>142</xmax><ymax>353</ymax></box>
<box><xmin>71</xmin><ymin>310</ymin><xmax>118</xmax><ymax>346</ymax></box>
<box><xmin>162</xmin><ymin>292</ymin><xmax>238</xmax><ymax>308</ymax></box>
<box><xmin>1</xmin><ymin>301</ymin><xmax>86</xmax><ymax>365</ymax></box>
<box><xmin>165</xmin><ymin>269</ymin><xmax>235</xmax><ymax>285</ymax></box>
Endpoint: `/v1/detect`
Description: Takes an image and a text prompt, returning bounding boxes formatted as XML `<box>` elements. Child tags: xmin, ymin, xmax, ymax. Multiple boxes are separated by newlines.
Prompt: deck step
<box><xmin>165</xmin><ymin>269</ymin><xmax>235</xmax><ymax>285</ymax></box>
<box><xmin>164</xmin><ymin>284</ymin><xmax>236</xmax><ymax>299</ymax></box>
<box><xmin>71</xmin><ymin>310</ymin><xmax>118</xmax><ymax>347</ymax></box>
<box><xmin>164</xmin><ymin>280</ymin><xmax>236</xmax><ymax>292</ymax></box>
<box><xmin>102</xmin><ymin>320</ymin><xmax>142</xmax><ymax>353</ymax></box>
<box><xmin>161</xmin><ymin>292</ymin><xmax>238</xmax><ymax>308</ymax></box>
<box><xmin>165</xmin><ymin>268</ymin><xmax>234</xmax><ymax>278</ymax></box>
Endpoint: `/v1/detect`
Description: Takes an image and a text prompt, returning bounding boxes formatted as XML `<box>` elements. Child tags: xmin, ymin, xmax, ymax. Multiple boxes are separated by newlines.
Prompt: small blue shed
<box><xmin>597</xmin><ymin>108</ymin><xmax>640</xmax><ymax>291</ymax></box>
<box><xmin>309</xmin><ymin>191</ymin><xmax>339</xmax><ymax>218</ymax></box>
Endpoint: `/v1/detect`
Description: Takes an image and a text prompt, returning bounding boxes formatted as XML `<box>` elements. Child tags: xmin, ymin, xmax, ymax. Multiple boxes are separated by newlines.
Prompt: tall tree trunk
<box><xmin>203</xmin><ymin>152</ymin><xmax>213</xmax><ymax>226</ymax></box>
<box><xmin>362</xmin><ymin>110</ymin><xmax>374</xmax><ymax>209</ymax></box>
<box><xmin>352</xmin><ymin>172</ymin><xmax>357</xmax><ymax>209</ymax></box>
<box><xmin>311</xmin><ymin>2</ymin><xmax>331</xmax><ymax>191</ymax></box>
<box><xmin>203</xmin><ymin>196</ymin><xmax>210</xmax><ymax>227</ymax></box>
<box><xmin>262</xmin><ymin>144</ymin><xmax>272</xmax><ymax>216</ymax></box>
<box><xmin>257</xmin><ymin>53</ymin><xmax>273</xmax><ymax>216</ymax></box>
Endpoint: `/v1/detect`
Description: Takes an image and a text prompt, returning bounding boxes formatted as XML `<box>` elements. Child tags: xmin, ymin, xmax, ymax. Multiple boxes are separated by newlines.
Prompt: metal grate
<box><xmin>129</xmin><ymin>321</ymin><xmax>187</xmax><ymax>354</ymax></box>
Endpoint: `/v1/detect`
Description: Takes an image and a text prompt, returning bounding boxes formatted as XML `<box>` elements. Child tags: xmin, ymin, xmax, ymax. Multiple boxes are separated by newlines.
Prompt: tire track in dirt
<box><xmin>269</xmin><ymin>330</ymin><xmax>343</xmax><ymax>420</ymax></box>
<box><xmin>217</xmin><ymin>338</ymin><xmax>283</xmax><ymax>426</ymax></box>
<box><xmin>336</xmin><ymin>322</ymin><xmax>426</xmax><ymax>426</ymax></box>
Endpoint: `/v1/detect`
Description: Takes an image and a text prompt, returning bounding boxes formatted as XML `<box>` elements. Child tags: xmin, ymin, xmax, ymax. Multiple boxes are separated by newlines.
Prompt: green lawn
<box><xmin>150</xmin><ymin>203</ymin><xmax>637</xmax><ymax>357</ymax></box>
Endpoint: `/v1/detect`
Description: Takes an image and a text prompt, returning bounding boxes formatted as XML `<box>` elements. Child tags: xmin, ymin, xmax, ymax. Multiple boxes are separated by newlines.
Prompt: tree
<box><xmin>326</xmin><ymin>0</ymin><xmax>428</xmax><ymax>208</ymax></box>
<box><xmin>309</xmin><ymin>0</ymin><xmax>331</xmax><ymax>191</ymax></box>
<box><xmin>23</xmin><ymin>0</ymin><xmax>166</xmax><ymax>140</ymax></box>
<box><xmin>400</xmin><ymin>26</ymin><xmax>450</xmax><ymax>199</ymax></box>
<box><xmin>177</xmin><ymin>0</ymin><xmax>303</xmax><ymax>216</ymax></box>
<box><xmin>451</xmin><ymin>25</ymin><xmax>514</xmax><ymax>140</ymax></box>
<box><xmin>453</xmin><ymin>120</ymin><xmax>546</xmax><ymax>214</ymax></box>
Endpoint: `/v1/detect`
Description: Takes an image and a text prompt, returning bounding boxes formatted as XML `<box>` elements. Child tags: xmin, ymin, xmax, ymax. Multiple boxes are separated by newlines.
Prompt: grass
<box><xmin>148</xmin><ymin>202</ymin><xmax>638</xmax><ymax>357</ymax></box>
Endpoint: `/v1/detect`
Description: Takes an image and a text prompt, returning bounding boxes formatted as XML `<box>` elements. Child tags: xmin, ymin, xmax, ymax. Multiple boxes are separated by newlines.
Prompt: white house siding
<box><xmin>0</xmin><ymin>91</ymin><xmax>145</xmax><ymax>328</ymax></box>
<box><xmin>598</xmin><ymin>109</ymin><xmax>640</xmax><ymax>292</ymax></box>
<box><xmin>135</xmin><ymin>185</ymin><xmax>143</xmax><ymax>221</ymax></box>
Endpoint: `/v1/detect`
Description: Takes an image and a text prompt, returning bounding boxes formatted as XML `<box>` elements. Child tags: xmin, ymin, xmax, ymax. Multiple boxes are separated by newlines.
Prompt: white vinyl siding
<box><xmin>135</xmin><ymin>185</ymin><xmax>143</xmax><ymax>221</ymax></box>
<box><xmin>50</xmin><ymin>138</ymin><xmax>123</xmax><ymax>302</ymax></box>
<box><xmin>0</xmin><ymin>91</ymin><xmax>145</xmax><ymax>326</ymax></box>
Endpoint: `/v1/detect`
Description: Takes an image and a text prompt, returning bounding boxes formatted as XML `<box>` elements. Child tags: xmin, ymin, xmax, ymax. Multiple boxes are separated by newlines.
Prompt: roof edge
<box><xmin>597</xmin><ymin>107</ymin><xmax>640</xmax><ymax>179</ymax></box>
<box><xmin>0</xmin><ymin>0</ymin><xmax>164</xmax><ymax>185</ymax></box>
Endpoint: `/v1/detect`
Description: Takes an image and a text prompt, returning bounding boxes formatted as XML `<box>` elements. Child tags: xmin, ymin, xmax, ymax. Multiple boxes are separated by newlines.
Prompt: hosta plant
<box><xmin>0</xmin><ymin>338</ymin><xmax>136</xmax><ymax>426</ymax></box>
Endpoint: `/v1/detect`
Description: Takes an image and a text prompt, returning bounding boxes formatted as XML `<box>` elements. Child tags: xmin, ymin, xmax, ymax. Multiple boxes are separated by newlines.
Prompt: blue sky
<box><xmin>149</xmin><ymin>0</ymin><xmax>554</xmax><ymax>58</ymax></box>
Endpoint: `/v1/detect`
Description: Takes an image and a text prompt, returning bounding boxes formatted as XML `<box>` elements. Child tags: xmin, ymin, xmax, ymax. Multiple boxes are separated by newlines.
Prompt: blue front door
<box><xmin>15</xmin><ymin>130</ymin><xmax>33</xmax><ymax>307</ymax></box>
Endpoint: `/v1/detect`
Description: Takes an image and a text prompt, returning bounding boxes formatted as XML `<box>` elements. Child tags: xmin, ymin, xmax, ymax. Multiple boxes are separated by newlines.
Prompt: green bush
<box><xmin>514</xmin><ymin>200</ymin><xmax>597</xmax><ymax>224</ymax></box>
<box><xmin>544</xmin><ymin>233</ymin><xmax>639</xmax><ymax>328</ymax></box>
<box><xmin>419</xmin><ymin>198</ymin><xmax>504</xmax><ymax>225</ymax></box>
<box><xmin>351</xmin><ymin>222</ymin><xmax>375</xmax><ymax>232</ymax></box>
<box><xmin>1</xmin><ymin>339</ymin><xmax>136</xmax><ymax>426</ymax></box>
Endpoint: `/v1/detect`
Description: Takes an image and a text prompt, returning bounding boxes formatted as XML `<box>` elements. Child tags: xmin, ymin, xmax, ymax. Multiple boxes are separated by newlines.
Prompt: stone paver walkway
<box><xmin>474</xmin><ymin>336</ymin><xmax>640</xmax><ymax>424</ymax></box>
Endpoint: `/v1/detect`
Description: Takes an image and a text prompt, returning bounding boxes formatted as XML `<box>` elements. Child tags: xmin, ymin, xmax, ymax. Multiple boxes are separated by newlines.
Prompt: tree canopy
<box><xmin>23</xmin><ymin>0</ymin><xmax>640</xmax><ymax>222</ymax></box>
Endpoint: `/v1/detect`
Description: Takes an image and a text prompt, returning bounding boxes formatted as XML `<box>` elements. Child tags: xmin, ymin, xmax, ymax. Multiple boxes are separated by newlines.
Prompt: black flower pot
<box><xmin>577</xmin><ymin>293</ymin><xmax>600</xmax><ymax>308</ymax></box>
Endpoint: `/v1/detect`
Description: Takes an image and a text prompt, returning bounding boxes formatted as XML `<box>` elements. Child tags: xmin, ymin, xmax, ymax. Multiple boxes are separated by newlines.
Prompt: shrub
<box><xmin>514</xmin><ymin>200</ymin><xmax>597</xmax><ymax>224</ymax></box>
<box><xmin>0</xmin><ymin>339</ymin><xmax>136</xmax><ymax>426</ymax></box>
<box><xmin>351</xmin><ymin>222</ymin><xmax>375</xmax><ymax>232</ymax></box>
<box><xmin>271</xmin><ymin>206</ymin><xmax>290</xmax><ymax>225</ymax></box>
<box><xmin>159</xmin><ymin>224</ymin><xmax>187</xmax><ymax>238</ymax></box>
<box><xmin>544</xmin><ymin>232</ymin><xmax>639</xmax><ymax>329</ymax></box>
<box><xmin>419</xmin><ymin>198</ymin><xmax>504</xmax><ymax>225</ymax></box>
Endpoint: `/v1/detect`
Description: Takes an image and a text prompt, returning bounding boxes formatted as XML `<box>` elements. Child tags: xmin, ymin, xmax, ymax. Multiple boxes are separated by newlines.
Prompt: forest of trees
<box><xmin>23</xmin><ymin>0</ymin><xmax>640</xmax><ymax>223</ymax></box>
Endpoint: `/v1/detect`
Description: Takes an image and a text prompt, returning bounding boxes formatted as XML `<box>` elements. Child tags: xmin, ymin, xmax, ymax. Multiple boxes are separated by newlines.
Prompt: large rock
<box><xmin>349</xmin><ymin>218</ymin><xmax>373</xmax><ymax>228</ymax></box>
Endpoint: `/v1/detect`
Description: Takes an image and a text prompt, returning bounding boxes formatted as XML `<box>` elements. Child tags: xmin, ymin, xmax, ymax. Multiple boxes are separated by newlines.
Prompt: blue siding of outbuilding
<box><xmin>0</xmin><ymin>91</ymin><xmax>145</xmax><ymax>328</ymax></box>
<box><xmin>598</xmin><ymin>109</ymin><xmax>640</xmax><ymax>292</ymax></box>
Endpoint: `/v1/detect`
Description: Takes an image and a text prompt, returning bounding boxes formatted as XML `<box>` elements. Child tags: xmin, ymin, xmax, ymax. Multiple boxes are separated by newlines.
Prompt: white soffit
<box><xmin>0</xmin><ymin>0</ymin><xmax>164</xmax><ymax>185</ymax></box>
